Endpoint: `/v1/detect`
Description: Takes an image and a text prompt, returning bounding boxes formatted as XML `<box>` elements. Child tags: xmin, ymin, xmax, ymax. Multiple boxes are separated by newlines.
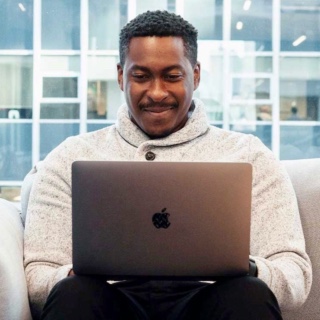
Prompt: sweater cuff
<box><xmin>254</xmin><ymin>257</ymin><xmax>272</xmax><ymax>286</ymax></box>
<box><xmin>51</xmin><ymin>264</ymin><xmax>73</xmax><ymax>289</ymax></box>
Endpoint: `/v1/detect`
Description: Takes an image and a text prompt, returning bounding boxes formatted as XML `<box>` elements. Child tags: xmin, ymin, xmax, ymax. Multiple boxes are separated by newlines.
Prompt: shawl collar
<box><xmin>115</xmin><ymin>98</ymin><xmax>210</xmax><ymax>148</ymax></box>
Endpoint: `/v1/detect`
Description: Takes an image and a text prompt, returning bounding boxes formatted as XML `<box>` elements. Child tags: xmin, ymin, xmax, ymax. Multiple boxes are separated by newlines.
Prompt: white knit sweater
<box><xmin>24</xmin><ymin>98</ymin><xmax>312</xmax><ymax>317</ymax></box>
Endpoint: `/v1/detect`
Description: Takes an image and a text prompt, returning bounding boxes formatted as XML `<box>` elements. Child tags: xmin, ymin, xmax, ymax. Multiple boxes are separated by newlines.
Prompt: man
<box><xmin>24</xmin><ymin>10</ymin><xmax>312</xmax><ymax>320</ymax></box>
<box><xmin>287</xmin><ymin>106</ymin><xmax>302</xmax><ymax>120</ymax></box>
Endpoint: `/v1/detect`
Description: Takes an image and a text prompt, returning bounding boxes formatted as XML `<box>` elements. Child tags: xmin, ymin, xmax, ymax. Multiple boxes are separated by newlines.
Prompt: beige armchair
<box><xmin>0</xmin><ymin>158</ymin><xmax>319</xmax><ymax>320</ymax></box>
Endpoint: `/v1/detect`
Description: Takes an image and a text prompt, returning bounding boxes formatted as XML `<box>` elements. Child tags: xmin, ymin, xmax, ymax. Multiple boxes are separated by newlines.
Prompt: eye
<box><xmin>132</xmin><ymin>73</ymin><xmax>150</xmax><ymax>81</ymax></box>
<box><xmin>164</xmin><ymin>74</ymin><xmax>183</xmax><ymax>81</ymax></box>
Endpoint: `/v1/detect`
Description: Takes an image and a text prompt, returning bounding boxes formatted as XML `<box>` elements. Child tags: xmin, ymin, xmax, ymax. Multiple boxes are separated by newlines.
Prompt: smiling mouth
<box><xmin>144</xmin><ymin>106</ymin><xmax>175</xmax><ymax>113</ymax></box>
<box><xmin>140</xmin><ymin>102</ymin><xmax>178</xmax><ymax>113</ymax></box>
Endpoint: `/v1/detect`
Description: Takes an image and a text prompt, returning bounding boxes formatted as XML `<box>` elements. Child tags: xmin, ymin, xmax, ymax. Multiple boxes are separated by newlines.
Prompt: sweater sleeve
<box><xmin>248</xmin><ymin>136</ymin><xmax>312</xmax><ymax>311</ymax></box>
<box><xmin>24</xmin><ymin>142</ymin><xmax>74</xmax><ymax>318</ymax></box>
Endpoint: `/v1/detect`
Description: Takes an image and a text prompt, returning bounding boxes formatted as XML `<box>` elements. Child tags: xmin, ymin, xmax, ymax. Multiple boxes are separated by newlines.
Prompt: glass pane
<box><xmin>88</xmin><ymin>56</ymin><xmax>124</xmax><ymax>120</ymax></box>
<box><xmin>42</xmin><ymin>0</ymin><xmax>80</xmax><ymax>50</ymax></box>
<box><xmin>183</xmin><ymin>0</ymin><xmax>222</xmax><ymax>40</ymax></box>
<box><xmin>0</xmin><ymin>123</ymin><xmax>32</xmax><ymax>180</ymax></box>
<box><xmin>230</xmin><ymin>104</ymin><xmax>272</xmax><ymax>121</ymax></box>
<box><xmin>231</xmin><ymin>124</ymin><xmax>272</xmax><ymax>150</ymax></box>
<box><xmin>89</xmin><ymin>0</ymin><xmax>127</xmax><ymax>50</ymax></box>
<box><xmin>43</xmin><ymin>77</ymin><xmax>78</xmax><ymax>98</ymax></box>
<box><xmin>0</xmin><ymin>56</ymin><xmax>33</xmax><ymax>119</ymax></box>
<box><xmin>0</xmin><ymin>186</ymin><xmax>21</xmax><ymax>202</ymax></box>
<box><xmin>87</xmin><ymin>123</ymin><xmax>113</xmax><ymax>132</ymax></box>
<box><xmin>231</xmin><ymin>56</ymin><xmax>273</xmax><ymax>73</ymax></box>
<box><xmin>136</xmin><ymin>0</ymin><xmax>166</xmax><ymax>14</ymax></box>
<box><xmin>167</xmin><ymin>0</ymin><xmax>175</xmax><ymax>12</ymax></box>
<box><xmin>40</xmin><ymin>123</ymin><xmax>79</xmax><ymax>160</ymax></box>
<box><xmin>231</xmin><ymin>0</ymin><xmax>272</xmax><ymax>51</ymax></box>
<box><xmin>256</xmin><ymin>105</ymin><xmax>272</xmax><ymax>121</ymax></box>
<box><xmin>195</xmin><ymin>48</ymin><xmax>223</xmax><ymax>121</ymax></box>
<box><xmin>87</xmin><ymin>82</ymin><xmax>108</xmax><ymax>119</ymax></box>
<box><xmin>232</xmin><ymin>78</ymin><xmax>270</xmax><ymax>100</ymax></box>
<box><xmin>0</xmin><ymin>1</ymin><xmax>33</xmax><ymax>49</ymax></box>
<box><xmin>281</xmin><ymin>0</ymin><xmax>320</xmax><ymax>51</ymax></box>
<box><xmin>280</xmin><ymin>58</ymin><xmax>320</xmax><ymax>121</ymax></box>
<box><xmin>41</xmin><ymin>56</ymin><xmax>80</xmax><ymax>73</ymax></box>
<box><xmin>40</xmin><ymin>103</ymin><xmax>80</xmax><ymax>119</ymax></box>
<box><xmin>280</xmin><ymin>125</ymin><xmax>320</xmax><ymax>160</ymax></box>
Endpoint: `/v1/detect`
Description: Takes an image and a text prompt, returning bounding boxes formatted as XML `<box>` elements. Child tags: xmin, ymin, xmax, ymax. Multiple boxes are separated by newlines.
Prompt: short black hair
<box><xmin>119</xmin><ymin>10</ymin><xmax>198</xmax><ymax>67</ymax></box>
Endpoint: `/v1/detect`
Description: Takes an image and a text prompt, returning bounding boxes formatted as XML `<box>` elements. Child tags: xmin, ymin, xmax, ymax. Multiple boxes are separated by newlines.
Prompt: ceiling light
<box><xmin>243</xmin><ymin>0</ymin><xmax>252</xmax><ymax>11</ymax></box>
<box><xmin>292</xmin><ymin>35</ymin><xmax>307</xmax><ymax>47</ymax></box>
<box><xmin>236</xmin><ymin>21</ymin><xmax>243</xmax><ymax>30</ymax></box>
<box><xmin>18</xmin><ymin>3</ymin><xmax>26</xmax><ymax>12</ymax></box>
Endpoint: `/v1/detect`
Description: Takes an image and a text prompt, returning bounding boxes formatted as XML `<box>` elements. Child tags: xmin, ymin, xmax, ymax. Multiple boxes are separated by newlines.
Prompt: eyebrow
<box><xmin>130</xmin><ymin>64</ymin><xmax>184</xmax><ymax>73</ymax></box>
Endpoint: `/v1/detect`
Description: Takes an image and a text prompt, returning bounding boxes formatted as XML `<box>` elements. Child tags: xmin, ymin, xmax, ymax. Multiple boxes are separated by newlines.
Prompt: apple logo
<box><xmin>152</xmin><ymin>208</ymin><xmax>171</xmax><ymax>229</ymax></box>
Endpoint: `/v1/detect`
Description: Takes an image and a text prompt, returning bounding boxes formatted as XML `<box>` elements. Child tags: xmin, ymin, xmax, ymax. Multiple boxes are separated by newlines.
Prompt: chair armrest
<box><xmin>282</xmin><ymin>158</ymin><xmax>320</xmax><ymax>319</ymax></box>
<box><xmin>21</xmin><ymin>161</ymin><xmax>43</xmax><ymax>225</ymax></box>
<box><xmin>0</xmin><ymin>199</ymin><xmax>32</xmax><ymax>320</ymax></box>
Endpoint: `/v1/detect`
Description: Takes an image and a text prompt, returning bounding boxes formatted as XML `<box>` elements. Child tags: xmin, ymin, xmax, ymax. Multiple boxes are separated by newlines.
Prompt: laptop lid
<box><xmin>72</xmin><ymin>161</ymin><xmax>252</xmax><ymax>281</ymax></box>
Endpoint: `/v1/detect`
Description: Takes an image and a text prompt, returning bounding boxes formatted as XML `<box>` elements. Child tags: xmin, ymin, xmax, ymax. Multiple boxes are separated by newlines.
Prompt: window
<box><xmin>183</xmin><ymin>0</ymin><xmax>223</xmax><ymax>40</ymax></box>
<box><xmin>0</xmin><ymin>1</ymin><xmax>33</xmax><ymax>50</ymax></box>
<box><xmin>281</xmin><ymin>0</ymin><xmax>320</xmax><ymax>52</ymax></box>
<box><xmin>40</xmin><ymin>124</ymin><xmax>79</xmax><ymax>160</ymax></box>
<box><xmin>1</xmin><ymin>0</ymin><xmax>320</xmax><ymax>201</ymax></box>
<box><xmin>280</xmin><ymin>58</ymin><xmax>320</xmax><ymax>121</ymax></box>
<box><xmin>87</xmin><ymin>55</ymin><xmax>122</xmax><ymax>120</ymax></box>
<box><xmin>231</xmin><ymin>0</ymin><xmax>272</xmax><ymax>51</ymax></box>
<box><xmin>0</xmin><ymin>56</ymin><xmax>33</xmax><ymax>119</ymax></box>
<box><xmin>41</xmin><ymin>77</ymin><xmax>80</xmax><ymax>119</ymax></box>
<box><xmin>42</xmin><ymin>0</ymin><xmax>80</xmax><ymax>50</ymax></box>
<box><xmin>0</xmin><ymin>123</ymin><xmax>32</xmax><ymax>181</ymax></box>
<box><xmin>89</xmin><ymin>0</ymin><xmax>127</xmax><ymax>50</ymax></box>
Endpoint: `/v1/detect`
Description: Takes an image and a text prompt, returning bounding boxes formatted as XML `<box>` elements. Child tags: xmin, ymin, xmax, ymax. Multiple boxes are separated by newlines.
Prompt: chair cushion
<box><xmin>20</xmin><ymin>162</ymin><xmax>43</xmax><ymax>225</ymax></box>
<box><xmin>0</xmin><ymin>199</ymin><xmax>32</xmax><ymax>320</ymax></box>
<box><xmin>281</xmin><ymin>158</ymin><xmax>320</xmax><ymax>320</ymax></box>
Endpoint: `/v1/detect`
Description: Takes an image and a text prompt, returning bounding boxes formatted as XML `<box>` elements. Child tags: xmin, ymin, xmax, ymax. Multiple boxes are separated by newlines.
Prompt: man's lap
<box><xmin>41</xmin><ymin>276</ymin><xmax>282</xmax><ymax>320</ymax></box>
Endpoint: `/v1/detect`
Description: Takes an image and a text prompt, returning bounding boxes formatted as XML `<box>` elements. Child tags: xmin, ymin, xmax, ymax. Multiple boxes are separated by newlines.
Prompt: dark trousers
<box><xmin>41</xmin><ymin>275</ymin><xmax>282</xmax><ymax>320</ymax></box>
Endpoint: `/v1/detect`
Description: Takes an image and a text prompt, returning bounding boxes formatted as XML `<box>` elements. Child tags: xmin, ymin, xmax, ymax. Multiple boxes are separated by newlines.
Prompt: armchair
<box><xmin>0</xmin><ymin>159</ymin><xmax>319</xmax><ymax>320</ymax></box>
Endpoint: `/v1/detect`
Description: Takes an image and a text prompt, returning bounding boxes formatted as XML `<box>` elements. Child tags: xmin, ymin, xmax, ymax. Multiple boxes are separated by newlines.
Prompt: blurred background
<box><xmin>0</xmin><ymin>0</ymin><xmax>320</xmax><ymax>201</ymax></box>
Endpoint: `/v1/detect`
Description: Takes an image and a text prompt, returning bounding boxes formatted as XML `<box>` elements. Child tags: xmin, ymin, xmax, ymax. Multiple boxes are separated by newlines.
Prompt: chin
<box><xmin>145</xmin><ymin>128</ymin><xmax>173</xmax><ymax>139</ymax></box>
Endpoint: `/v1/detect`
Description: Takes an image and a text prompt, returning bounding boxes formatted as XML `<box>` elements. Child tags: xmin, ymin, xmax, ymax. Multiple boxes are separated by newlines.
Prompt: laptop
<box><xmin>72</xmin><ymin>161</ymin><xmax>252</xmax><ymax>280</ymax></box>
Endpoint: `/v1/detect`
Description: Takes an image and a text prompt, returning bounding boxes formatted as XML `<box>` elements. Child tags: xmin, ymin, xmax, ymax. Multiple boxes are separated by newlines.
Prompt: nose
<box><xmin>147</xmin><ymin>78</ymin><xmax>168</xmax><ymax>102</ymax></box>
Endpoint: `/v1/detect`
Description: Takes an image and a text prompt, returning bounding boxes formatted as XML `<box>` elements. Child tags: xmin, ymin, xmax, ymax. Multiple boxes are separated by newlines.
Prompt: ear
<box><xmin>117</xmin><ymin>63</ymin><xmax>124</xmax><ymax>91</ymax></box>
<box><xmin>193</xmin><ymin>62</ymin><xmax>201</xmax><ymax>90</ymax></box>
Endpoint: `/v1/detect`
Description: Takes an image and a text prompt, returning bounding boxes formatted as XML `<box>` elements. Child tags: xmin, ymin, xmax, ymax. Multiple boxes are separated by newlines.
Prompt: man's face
<box><xmin>117</xmin><ymin>36</ymin><xmax>200</xmax><ymax>139</ymax></box>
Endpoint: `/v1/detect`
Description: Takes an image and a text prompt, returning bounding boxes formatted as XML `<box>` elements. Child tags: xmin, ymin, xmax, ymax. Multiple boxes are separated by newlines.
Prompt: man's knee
<box><xmin>229</xmin><ymin>276</ymin><xmax>274</xmax><ymax>299</ymax></box>
<box><xmin>54</xmin><ymin>275</ymin><xmax>106</xmax><ymax>291</ymax></box>
<box><xmin>215</xmin><ymin>276</ymin><xmax>278</xmax><ymax>305</ymax></box>
<box><xmin>44</xmin><ymin>275</ymin><xmax>121</xmax><ymax>312</ymax></box>
<box><xmin>187</xmin><ymin>277</ymin><xmax>282</xmax><ymax>320</ymax></box>
<box><xmin>50</xmin><ymin>275</ymin><xmax>106</xmax><ymax>297</ymax></box>
<box><xmin>42</xmin><ymin>276</ymin><xmax>132</xmax><ymax>320</ymax></box>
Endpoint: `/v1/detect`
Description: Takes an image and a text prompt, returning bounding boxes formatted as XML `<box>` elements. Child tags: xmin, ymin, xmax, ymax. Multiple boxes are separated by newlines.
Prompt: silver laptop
<box><xmin>72</xmin><ymin>161</ymin><xmax>252</xmax><ymax>280</ymax></box>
